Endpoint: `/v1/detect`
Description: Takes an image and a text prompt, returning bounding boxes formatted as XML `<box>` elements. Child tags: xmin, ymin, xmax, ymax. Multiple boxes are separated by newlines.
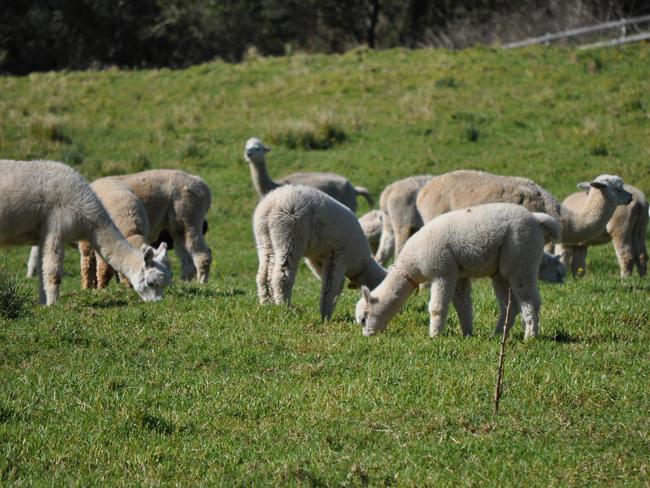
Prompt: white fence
<box><xmin>503</xmin><ymin>14</ymin><xmax>650</xmax><ymax>49</ymax></box>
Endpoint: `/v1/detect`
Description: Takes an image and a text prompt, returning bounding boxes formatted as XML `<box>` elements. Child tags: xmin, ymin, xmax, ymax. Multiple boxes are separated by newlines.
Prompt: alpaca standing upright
<box><xmin>0</xmin><ymin>160</ymin><xmax>171</xmax><ymax>305</ymax></box>
<box><xmin>244</xmin><ymin>137</ymin><xmax>373</xmax><ymax>213</ymax></box>
<box><xmin>555</xmin><ymin>184</ymin><xmax>648</xmax><ymax>277</ymax></box>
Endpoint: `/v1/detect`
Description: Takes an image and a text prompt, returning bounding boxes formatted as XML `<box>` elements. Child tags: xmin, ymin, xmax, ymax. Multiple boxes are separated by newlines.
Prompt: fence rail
<box><xmin>503</xmin><ymin>14</ymin><xmax>650</xmax><ymax>49</ymax></box>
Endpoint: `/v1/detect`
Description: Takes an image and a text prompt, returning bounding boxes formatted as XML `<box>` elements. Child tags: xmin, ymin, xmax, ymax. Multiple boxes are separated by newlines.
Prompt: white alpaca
<box><xmin>110</xmin><ymin>169</ymin><xmax>212</xmax><ymax>283</ymax></box>
<box><xmin>244</xmin><ymin>137</ymin><xmax>373</xmax><ymax>213</ymax></box>
<box><xmin>254</xmin><ymin>185</ymin><xmax>386</xmax><ymax>321</ymax></box>
<box><xmin>358</xmin><ymin>210</ymin><xmax>384</xmax><ymax>255</ymax></box>
<box><xmin>78</xmin><ymin>177</ymin><xmax>153</xmax><ymax>289</ymax></box>
<box><xmin>374</xmin><ymin>175</ymin><xmax>433</xmax><ymax>265</ymax></box>
<box><xmin>555</xmin><ymin>184</ymin><xmax>648</xmax><ymax>278</ymax></box>
<box><xmin>416</xmin><ymin>170</ymin><xmax>632</xmax><ymax>245</ymax></box>
<box><xmin>0</xmin><ymin>160</ymin><xmax>171</xmax><ymax>305</ymax></box>
<box><xmin>355</xmin><ymin>203</ymin><xmax>560</xmax><ymax>339</ymax></box>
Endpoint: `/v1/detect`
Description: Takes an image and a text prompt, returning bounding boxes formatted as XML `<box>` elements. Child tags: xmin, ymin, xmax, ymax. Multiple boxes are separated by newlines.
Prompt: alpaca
<box><xmin>110</xmin><ymin>169</ymin><xmax>212</xmax><ymax>283</ymax></box>
<box><xmin>244</xmin><ymin>137</ymin><xmax>374</xmax><ymax>213</ymax></box>
<box><xmin>355</xmin><ymin>203</ymin><xmax>561</xmax><ymax>339</ymax></box>
<box><xmin>0</xmin><ymin>160</ymin><xmax>171</xmax><ymax>305</ymax></box>
<box><xmin>555</xmin><ymin>185</ymin><xmax>648</xmax><ymax>277</ymax></box>
<box><xmin>78</xmin><ymin>177</ymin><xmax>154</xmax><ymax>289</ymax></box>
<box><xmin>539</xmin><ymin>251</ymin><xmax>566</xmax><ymax>284</ymax></box>
<box><xmin>254</xmin><ymin>185</ymin><xmax>386</xmax><ymax>321</ymax></box>
<box><xmin>416</xmin><ymin>170</ymin><xmax>632</xmax><ymax>245</ymax></box>
<box><xmin>374</xmin><ymin>175</ymin><xmax>433</xmax><ymax>265</ymax></box>
<box><xmin>358</xmin><ymin>210</ymin><xmax>384</xmax><ymax>255</ymax></box>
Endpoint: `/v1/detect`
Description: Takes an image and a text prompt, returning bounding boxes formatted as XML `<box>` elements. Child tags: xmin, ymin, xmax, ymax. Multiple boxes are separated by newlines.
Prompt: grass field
<box><xmin>1</xmin><ymin>45</ymin><xmax>649</xmax><ymax>485</ymax></box>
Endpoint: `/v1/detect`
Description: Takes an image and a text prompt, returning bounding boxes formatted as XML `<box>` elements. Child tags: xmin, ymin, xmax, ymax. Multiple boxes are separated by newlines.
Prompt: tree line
<box><xmin>1</xmin><ymin>0</ymin><xmax>648</xmax><ymax>74</ymax></box>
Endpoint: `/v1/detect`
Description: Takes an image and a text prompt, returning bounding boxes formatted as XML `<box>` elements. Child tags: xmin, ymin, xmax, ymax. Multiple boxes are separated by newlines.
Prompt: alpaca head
<box><xmin>131</xmin><ymin>243</ymin><xmax>172</xmax><ymax>302</ymax></box>
<box><xmin>244</xmin><ymin>137</ymin><xmax>270</xmax><ymax>166</ymax></box>
<box><xmin>578</xmin><ymin>175</ymin><xmax>633</xmax><ymax>206</ymax></box>
<box><xmin>355</xmin><ymin>285</ymin><xmax>390</xmax><ymax>336</ymax></box>
<box><xmin>538</xmin><ymin>252</ymin><xmax>566</xmax><ymax>284</ymax></box>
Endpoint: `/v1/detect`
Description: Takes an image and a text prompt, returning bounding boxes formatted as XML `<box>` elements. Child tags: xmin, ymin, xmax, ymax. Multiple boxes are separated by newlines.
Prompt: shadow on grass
<box><xmin>170</xmin><ymin>287</ymin><xmax>247</xmax><ymax>299</ymax></box>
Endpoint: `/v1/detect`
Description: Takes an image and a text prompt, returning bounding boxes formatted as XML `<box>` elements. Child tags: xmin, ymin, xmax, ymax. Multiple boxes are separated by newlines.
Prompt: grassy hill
<box><xmin>0</xmin><ymin>45</ymin><xmax>649</xmax><ymax>485</ymax></box>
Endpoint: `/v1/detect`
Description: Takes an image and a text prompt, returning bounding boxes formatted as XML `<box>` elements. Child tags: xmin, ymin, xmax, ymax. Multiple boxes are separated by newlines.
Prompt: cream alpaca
<box><xmin>110</xmin><ymin>169</ymin><xmax>212</xmax><ymax>283</ymax></box>
<box><xmin>78</xmin><ymin>177</ymin><xmax>154</xmax><ymax>289</ymax></box>
<box><xmin>244</xmin><ymin>137</ymin><xmax>373</xmax><ymax>213</ymax></box>
<box><xmin>375</xmin><ymin>175</ymin><xmax>433</xmax><ymax>265</ymax></box>
<box><xmin>0</xmin><ymin>160</ymin><xmax>171</xmax><ymax>305</ymax></box>
<box><xmin>358</xmin><ymin>210</ymin><xmax>384</xmax><ymax>255</ymax></box>
<box><xmin>254</xmin><ymin>185</ymin><xmax>386</xmax><ymax>321</ymax></box>
<box><xmin>555</xmin><ymin>185</ymin><xmax>648</xmax><ymax>277</ymax></box>
<box><xmin>356</xmin><ymin>203</ymin><xmax>560</xmax><ymax>339</ymax></box>
<box><xmin>416</xmin><ymin>170</ymin><xmax>632</xmax><ymax>245</ymax></box>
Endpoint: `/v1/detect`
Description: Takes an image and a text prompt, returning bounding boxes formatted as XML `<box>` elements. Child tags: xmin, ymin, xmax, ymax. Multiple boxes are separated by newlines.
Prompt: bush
<box><xmin>268</xmin><ymin>117</ymin><xmax>348</xmax><ymax>150</ymax></box>
<box><xmin>0</xmin><ymin>263</ymin><xmax>30</xmax><ymax>319</ymax></box>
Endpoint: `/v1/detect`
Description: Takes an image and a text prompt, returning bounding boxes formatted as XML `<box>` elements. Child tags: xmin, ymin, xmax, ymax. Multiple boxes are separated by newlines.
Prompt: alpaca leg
<box><xmin>452</xmin><ymin>278</ymin><xmax>473</xmax><ymax>336</ymax></box>
<box><xmin>255</xmin><ymin>233</ymin><xmax>274</xmax><ymax>304</ymax></box>
<box><xmin>40</xmin><ymin>237</ymin><xmax>64</xmax><ymax>306</ymax></box>
<box><xmin>96</xmin><ymin>254</ymin><xmax>115</xmax><ymax>289</ymax></box>
<box><xmin>572</xmin><ymin>246</ymin><xmax>588</xmax><ymax>277</ymax></box>
<box><xmin>172</xmin><ymin>238</ymin><xmax>197</xmax><ymax>281</ymax></box>
<box><xmin>428</xmin><ymin>276</ymin><xmax>455</xmax><ymax>337</ymax></box>
<box><xmin>184</xmin><ymin>228</ymin><xmax>212</xmax><ymax>284</ymax></box>
<box><xmin>393</xmin><ymin>224</ymin><xmax>414</xmax><ymax>261</ymax></box>
<box><xmin>511</xmin><ymin>283</ymin><xmax>541</xmax><ymax>340</ymax></box>
<box><xmin>79</xmin><ymin>241</ymin><xmax>97</xmax><ymax>289</ymax></box>
<box><xmin>555</xmin><ymin>244</ymin><xmax>572</xmax><ymax>275</ymax></box>
<box><xmin>27</xmin><ymin>246</ymin><xmax>41</xmax><ymax>278</ymax></box>
<box><xmin>492</xmin><ymin>275</ymin><xmax>519</xmax><ymax>336</ymax></box>
<box><xmin>319</xmin><ymin>256</ymin><xmax>346</xmax><ymax>322</ymax></box>
<box><xmin>374</xmin><ymin>214</ymin><xmax>395</xmax><ymax>265</ymax></box>
<box><xmin>632</xmin><ymin>218</ymin><xmax>648</xmax><ymax>277</ymax></box>
<box><xmin>611</xmin><ymin>235</ymin><xmax>634</xmax><ymax>278</ymax></box>
<box><xmin>270</xmin><ymin>250</ymin><xmax>302</xmax><ymax>306</ymax></box>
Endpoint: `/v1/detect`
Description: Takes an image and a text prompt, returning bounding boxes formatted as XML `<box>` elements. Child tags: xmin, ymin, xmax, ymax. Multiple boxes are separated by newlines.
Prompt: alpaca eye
<box><xmin>360</xmin><ymin>316</ymin><xmax>367</xmax><ymax>325</ymax></box>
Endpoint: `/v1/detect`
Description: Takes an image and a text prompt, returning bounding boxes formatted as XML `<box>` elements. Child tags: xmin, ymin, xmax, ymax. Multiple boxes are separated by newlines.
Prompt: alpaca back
<box><xmin>417</xmin><ymin>170</ymin><xmax>562</xmax><ymax>223</ymax></box>
<box><xmin>399</xmin><ymin>203</ymin><xmax>550</xmax><ymax>280</ymax></box>
<box><xmin>0</xmin><ymin>160</ymin><xmax>108</xmax><ymax>245</ymax></box>
<box><xmin>254</xmin><ymin>185</ymin><xmax>369</xmax><ymax>260</ymax></box>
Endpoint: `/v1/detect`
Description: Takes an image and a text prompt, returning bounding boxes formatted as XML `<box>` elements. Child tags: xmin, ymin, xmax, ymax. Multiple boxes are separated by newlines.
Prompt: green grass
<box><xmin>1</xmin><ymin>45</ymin><xmax>649</xmax><ymax>485</ymax></box>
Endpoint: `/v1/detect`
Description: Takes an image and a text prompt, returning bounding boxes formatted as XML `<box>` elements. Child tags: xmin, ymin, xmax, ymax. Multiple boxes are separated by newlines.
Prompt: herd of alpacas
<box><xmin>1</xmin><ymin>136</ymin><xmax>647</xmax><ymax>339</ymax></box>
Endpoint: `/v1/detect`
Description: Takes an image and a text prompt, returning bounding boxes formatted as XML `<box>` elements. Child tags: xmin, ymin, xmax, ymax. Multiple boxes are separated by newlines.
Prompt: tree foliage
<box><xmin>1</xmin><ymin>0</ymin><xmax>648</xmax><ymax>74</ymax></box>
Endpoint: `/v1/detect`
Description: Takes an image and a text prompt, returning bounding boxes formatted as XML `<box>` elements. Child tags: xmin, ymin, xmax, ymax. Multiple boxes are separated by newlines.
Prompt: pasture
<box><xmin>0</xmin><ymin>45</ymin><xmax>649</xmax><ymax>485</ymax></box>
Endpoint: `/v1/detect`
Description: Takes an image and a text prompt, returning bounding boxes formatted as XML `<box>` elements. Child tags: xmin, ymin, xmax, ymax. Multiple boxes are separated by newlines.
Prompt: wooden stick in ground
<box><xmin>494</xmin><ymin>288</ymin><xmax>513</xmax><ymax>415</ymax></box>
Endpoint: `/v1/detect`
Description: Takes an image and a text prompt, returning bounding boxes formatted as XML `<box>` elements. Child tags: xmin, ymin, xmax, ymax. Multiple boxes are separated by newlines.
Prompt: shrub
<box><xmin>0</xmin><ymin>263</ymin><xmax>30</xmax><ymax>319</ymax></box>
<box><xmin>268</xmin><ymin>117</ymin><xmax>347</xmax><ymax>150</ymax></box>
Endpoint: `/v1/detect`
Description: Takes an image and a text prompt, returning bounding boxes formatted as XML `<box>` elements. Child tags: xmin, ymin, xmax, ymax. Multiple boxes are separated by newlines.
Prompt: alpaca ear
<box><xmin>590</xmin><ymin>181</ymin><xmax>607</xmax><ymax>190</ymax></box>
<box><xmin>361</xmin><ymin>285</ymin><xmax>372</xmax><ymax>304</ymax></box>
<box><xmin>143</xmin><ymin>246</ymin><xmax>155</xmax><ymax>266</ymax></box>
<box><xmin>154</xmin><ymin>242</ymin><xmax>168</xmax><ymax>260</ymax></box>
<box><xmin>577</xmin><ymin>182</ymin><xmax>591</xmax><ymax>191</ymax></box>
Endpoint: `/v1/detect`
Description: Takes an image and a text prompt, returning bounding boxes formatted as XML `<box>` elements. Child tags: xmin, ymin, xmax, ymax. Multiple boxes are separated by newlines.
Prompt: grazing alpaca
<box><xmin>416</xmin><ymin>170</ymin><xmax>632</xmax><ymax>245</ymax></box>
<box><xmin>110</xmin><ymin>169</ymin><xmax>212</xmax><ymax>283</ymax></box>
<box><xmin>78</xmin><ymin>177</ymin><xmax>155</xmax><ymax>289</ymax></box>
<box><xmin>555</xmin><ymin>184</ymin><xmax>648</xmax><ymax>278</ymax></box>
<box><xmin>254</xmin><ymin>185</ymin><xmax>386</xmax><ymax>321</ymax></box>
<box><xmin>358</xmin><ymin>210</ymin><xmax>384</xmax><ymax>255</ymax></box>
<box><xmin>374</xmin><ymin>175</ymin><xmax>433</xmax><ymax>265</ymax></box>
<box><xmin>356</xmin><ymin>203</ymin><xmax>560</xmax><ymax>339</ymax></box>
<box><xmin>0</xmin><ymin>160</ymin><xmax>171</xmax><ymax>305</ymax></box>
<box><xmin>244</xmin><ymin>137</ymin><xmax>373</xmax><ymax>213</ymax></box>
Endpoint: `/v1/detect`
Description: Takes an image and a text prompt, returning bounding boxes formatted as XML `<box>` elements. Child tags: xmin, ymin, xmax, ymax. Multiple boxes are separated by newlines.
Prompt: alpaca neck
<box><xmin>557</xmin><ymin>190</ymin><xmax>614</xmax><ymax>244</ymax></box>
<box><xmin>248</xmin><ymin>158</ymin><xmax>280</xmax><ymax>196</ymax></box>
<box><xmin>373</xmin><ymin>267</ymin><xmax>418</xmax><ymax>322</ymax></box>
<box><xmin>88</xmin><ymin>217</ymin><xmax>142</xmax><ymax>282</ymax></box>
<box><xmin>352</xmin><ymin>259</ymin><xmax>387</xmax><ymax>289</ymax></box>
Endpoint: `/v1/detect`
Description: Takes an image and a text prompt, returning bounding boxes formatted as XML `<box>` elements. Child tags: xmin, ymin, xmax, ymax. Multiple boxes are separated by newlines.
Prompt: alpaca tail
<box><xmin>355</xmin><ymin>186</ymin><xmax>375</xmax><ymax>206</ymax></box>
<box><xmin>533</xmin><ymin>212</ymin><xmax>561</xmax><ymax>242</ymax></box>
